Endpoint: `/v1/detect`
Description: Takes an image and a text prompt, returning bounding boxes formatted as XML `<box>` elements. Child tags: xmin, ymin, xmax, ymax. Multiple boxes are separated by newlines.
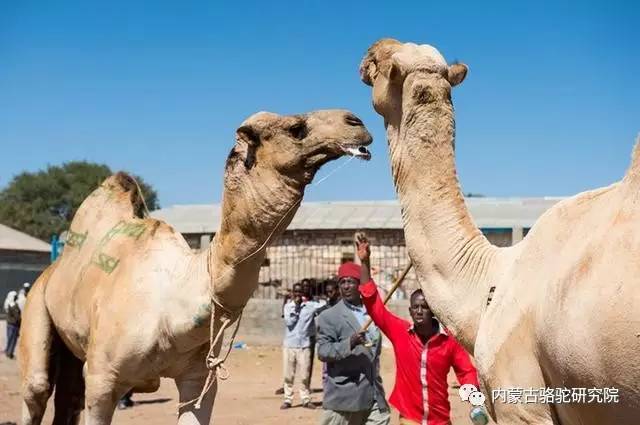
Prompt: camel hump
<box><xmin>101</xmin><ymin>172</ymin><xmax>149</xmax><ymax>218</ymax></box>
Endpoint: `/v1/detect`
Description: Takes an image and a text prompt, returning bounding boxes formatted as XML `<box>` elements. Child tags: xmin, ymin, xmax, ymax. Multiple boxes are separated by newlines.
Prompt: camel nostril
<box><xmin>345</xmin><ymin>114</ymin><xmax>364</xmax><ymax>127</ymax></box>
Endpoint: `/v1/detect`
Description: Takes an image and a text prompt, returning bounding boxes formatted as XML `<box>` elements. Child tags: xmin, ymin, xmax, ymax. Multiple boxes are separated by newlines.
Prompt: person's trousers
<box><xmin>309</xmin><ymin>335</ymin><xmax>316</xmax><ymax>382</ymax></box>
<box><xmin>319</xmin><ymin>402</ymin><xmax>390</xmax><ymax>425</ymax></box>
<box><xmin>283</xmin><ymin>347</ymin><xmax>312</xmax><ymax>404</ymax></box>
<box><xmin>5</xmin><ymin>324</ymin><xmax>19</xmax><ymax>357</ymax></box>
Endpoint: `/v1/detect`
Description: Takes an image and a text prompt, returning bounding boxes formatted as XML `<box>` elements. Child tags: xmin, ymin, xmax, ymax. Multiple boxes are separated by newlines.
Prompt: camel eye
<box><xmin>288</xmin><ymin>122</ymin><xmax>308</xmax><ymax>140</ymax></box>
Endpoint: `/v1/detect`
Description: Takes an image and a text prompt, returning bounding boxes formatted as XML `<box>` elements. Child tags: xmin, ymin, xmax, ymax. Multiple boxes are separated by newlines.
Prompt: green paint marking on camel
<box><xmin>93</xmin><ymin>252</ymin><xmax>120</xmax><ymax>274</ymax></box>
<box><xmin>66</xmin><ymin>229</ymin><xmax>88</xmax><ymax>248</ymax></box>
<box><xmin>103</xmin><ymin>221</ymin><xmax>147</xmax><ymax>241</ymax></box>
<box><xmin>192</xmin><ymin>303</ymin><xmax>212</xmax><ymax>327</ymax></box>
<box><xmin>90</xmin><ymin>220</ymin><xmax>148</xmax><ymax>275</ymax></box>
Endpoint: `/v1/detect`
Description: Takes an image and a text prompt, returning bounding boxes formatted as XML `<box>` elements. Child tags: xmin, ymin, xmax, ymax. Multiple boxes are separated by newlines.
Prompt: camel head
<box><xmin>215</xmin><ymin>110</ymin><xmax>373</xmax><ymax>301</ymax></box>
<box><xmin>225</xmin><ymin>109</ymin><xmax>373</xmax><ymax>187</ymax></box>
<box><xmin>359</xmin><ymin>38</ymin><xmax>468</xmax><ymax>122</ymax></box>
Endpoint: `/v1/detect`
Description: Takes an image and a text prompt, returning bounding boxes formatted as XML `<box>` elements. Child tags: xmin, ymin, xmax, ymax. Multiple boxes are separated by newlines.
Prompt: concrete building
<box><xmin>153</xmin><ymin>198</ymin><xmax>562</xmax><ymax>299</ymax></box>
<box><xmin>0</xmin><ymin>223</ymin><xmax>51</xmax><ymax>303</ymax></box>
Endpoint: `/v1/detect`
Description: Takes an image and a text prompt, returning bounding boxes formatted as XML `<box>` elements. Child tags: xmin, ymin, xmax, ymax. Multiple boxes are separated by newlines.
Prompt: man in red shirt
<box><xmin>356</xmin><ymin>237</ymin><xmax>480</xmax><ymax>425</ymax></box>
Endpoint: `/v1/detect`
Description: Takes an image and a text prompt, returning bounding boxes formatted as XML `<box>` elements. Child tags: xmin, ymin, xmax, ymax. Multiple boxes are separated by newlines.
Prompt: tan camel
<box><xmin>19</xmin><ymin>109</ymin><xmax>372</xmax><ymax>425</ymax></box>
<box><xmin>359</xmin><ymin>38</ymin><xmax>640</xmax><ymax>424</ymax></box>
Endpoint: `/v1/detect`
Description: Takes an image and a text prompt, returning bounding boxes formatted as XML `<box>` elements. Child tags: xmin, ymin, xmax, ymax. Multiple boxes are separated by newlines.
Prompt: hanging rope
<box><xmin>177</xmin><ymin>296</ymin><xmax>244</xmax><ymax>410</ymax></box>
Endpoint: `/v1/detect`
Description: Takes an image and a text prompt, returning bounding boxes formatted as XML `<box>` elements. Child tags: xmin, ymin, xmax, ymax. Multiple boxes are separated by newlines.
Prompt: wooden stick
<box><xmin>360</xmin><ymin>261</ymin><xmax>413</xmax><ymax>332</ymax></box>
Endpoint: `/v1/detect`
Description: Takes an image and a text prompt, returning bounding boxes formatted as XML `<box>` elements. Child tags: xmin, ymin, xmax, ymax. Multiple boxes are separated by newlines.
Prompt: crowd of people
<box><xmin>279</xmin><ymin>237</ymin><xmax>486</xmax><ymax>425</ymax></box>
<box><xmin>3</xmin><ymin>282</ymin><xmax>30</xmax><ymax>359</ymax></box>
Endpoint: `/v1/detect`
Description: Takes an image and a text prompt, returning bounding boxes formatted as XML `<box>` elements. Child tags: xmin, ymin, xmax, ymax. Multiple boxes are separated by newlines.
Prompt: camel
<box><xmin>359</xmin><ymin>38</ymin><xmax>640</xmax><ymax>424</ymax></box>
<box><xmin>19</xmin><ymin>109</ymin><xmax>373</xmax><ymax>425</ymax></box>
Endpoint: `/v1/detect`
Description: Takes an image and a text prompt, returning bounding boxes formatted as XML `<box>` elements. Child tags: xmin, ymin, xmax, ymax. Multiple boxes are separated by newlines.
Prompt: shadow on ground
<box><xmin>134</xmin><ymin>398</ymin><xmax>172</xmax><ymax>406</ymax></box>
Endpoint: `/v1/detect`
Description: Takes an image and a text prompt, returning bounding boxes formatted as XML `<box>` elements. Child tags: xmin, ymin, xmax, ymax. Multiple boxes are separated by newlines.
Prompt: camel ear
<box><xmin>236</xmin><ymin>125</ymin><xmax>260</xmax><ymax>147</ymax></box>
<box><xmin>447</xmin><ymin>63</ymin><xmax>468</xmax><ymax>87</ymax></box>
<box><xmin>236</xmin><ymin>125</ymin><xmax>260</xmax><ymax>169</ymax></box>
<box><xmin>359</xmin><ymin>60</ymin><xmax>377</xmax><ymax>86</ymax></box>
<box><xmin>385</xmin><ymin>53</ymin><xmax>411</xmax><ymax>85</ymax></box>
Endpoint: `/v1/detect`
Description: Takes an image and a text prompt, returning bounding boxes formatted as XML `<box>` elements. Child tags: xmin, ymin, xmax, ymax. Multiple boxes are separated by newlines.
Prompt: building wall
<box><xmin>183</xmin><ymin>226</ymin><xmax>520</xmax><ymax>299</ymax></box>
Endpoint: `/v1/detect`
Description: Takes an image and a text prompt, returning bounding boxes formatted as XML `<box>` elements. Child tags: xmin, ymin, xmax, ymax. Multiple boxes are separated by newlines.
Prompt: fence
<box><xmin>251</xmin><ymin>229</ymin><xmax>418</xmax><ymax>300</ymax></box>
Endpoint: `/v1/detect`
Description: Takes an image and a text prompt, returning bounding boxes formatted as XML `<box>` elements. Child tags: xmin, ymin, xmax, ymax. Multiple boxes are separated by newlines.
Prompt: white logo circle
<box><xmin>468</xmin><ymin>391</ymin><xmax>486</xmax><ymax>407</ymax></box>
<box><xmin>458</xmin><ymin>384</ymin><xmax>478</xmax><ymax>401</ymax></box>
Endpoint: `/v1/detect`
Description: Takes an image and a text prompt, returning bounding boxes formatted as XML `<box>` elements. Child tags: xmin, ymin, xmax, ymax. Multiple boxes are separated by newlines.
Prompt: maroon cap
<box><xmin>338</xmin><ymin>262</ymin><xmax>361</xmax><ymax>281</ymax></box>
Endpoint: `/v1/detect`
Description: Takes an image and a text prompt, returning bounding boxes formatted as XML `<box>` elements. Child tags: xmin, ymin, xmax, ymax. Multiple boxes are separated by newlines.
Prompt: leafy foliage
<box><xmin>0</xmin><ymin>161</ymin><xmax>159</xmax><ymax>241</ymax></box>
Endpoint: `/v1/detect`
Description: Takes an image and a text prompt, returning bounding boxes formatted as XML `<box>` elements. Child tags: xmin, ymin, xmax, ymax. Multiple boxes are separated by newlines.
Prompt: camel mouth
<box><xmin>343</xmin><ymin>145</ymin><xmax>372</xmax><ymax>161</ymax></box>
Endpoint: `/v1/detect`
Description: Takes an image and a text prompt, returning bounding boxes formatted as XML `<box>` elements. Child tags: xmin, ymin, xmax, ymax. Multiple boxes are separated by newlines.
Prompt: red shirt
<box><xmin>359</xmin><ymin>280</ymin><xmax>479</xmax><ymax>425</ymax></box>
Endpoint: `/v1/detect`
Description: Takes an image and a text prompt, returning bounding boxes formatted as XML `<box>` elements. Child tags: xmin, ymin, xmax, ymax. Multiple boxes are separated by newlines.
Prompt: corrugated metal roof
<box><xmin>0</xmin><ymin>223</ymin><xmax>51</xmax><ymax>252</ymax></box>
<box><xmin>152</xmin><ymin>198</ymin><xmax>564</xmax><ymax>234</ymax></box>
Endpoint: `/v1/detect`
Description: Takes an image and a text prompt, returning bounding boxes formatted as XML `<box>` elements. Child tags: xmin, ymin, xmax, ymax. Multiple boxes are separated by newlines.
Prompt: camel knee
<box><xmin>21</xmin><ymin>374</ymin><xmax>53</xmax><ymax>425</ymax></box>
<box><xmin>23</xmin><ymin>373</ymin><xmax>52</xmax><ymax>404</ymax></box>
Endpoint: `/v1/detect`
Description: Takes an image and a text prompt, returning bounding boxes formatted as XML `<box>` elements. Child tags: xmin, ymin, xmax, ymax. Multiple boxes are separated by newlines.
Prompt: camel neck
<box><xmin>207</xmin><ymin>173</ymin><xmax>304</xmax><ymax>311</ymax></box>
<box><xmin>386</xmin><ymin>89</ymin><xmax>499</xmax><ymax>351</ymax></box>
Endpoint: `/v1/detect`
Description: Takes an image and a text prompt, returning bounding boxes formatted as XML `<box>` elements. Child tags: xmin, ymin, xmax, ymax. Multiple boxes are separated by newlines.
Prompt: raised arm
<box><xmin>356</xmin><ymin>233</ymin><xmax>408</xmax><ymax>340</ymax></box>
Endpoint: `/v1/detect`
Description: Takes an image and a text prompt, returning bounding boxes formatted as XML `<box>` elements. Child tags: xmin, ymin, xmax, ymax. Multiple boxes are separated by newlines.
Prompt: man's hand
<box><xmin>355</xmin><ymin>232</ymin><xmax>371</xmax><ymax>264</ymax></box>
<box><xmin>355</xmin><ymin>231</ymin><xmax>371</xmax><ymax>284</ymax></box>
<box><xmin>349</xmin><ymin>331</ymin><xmax>367</xmax><ymax>349</ymax></box>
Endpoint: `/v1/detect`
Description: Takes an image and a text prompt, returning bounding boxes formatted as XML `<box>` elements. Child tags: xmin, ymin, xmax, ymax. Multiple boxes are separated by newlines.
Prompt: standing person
<box><xmin>4</xmin><ymin>290</ymin><xmax>21</xmax><ymax>359</ymax></box>
<box><xmin>316</xmin><ymin>279</ymin><xmax>342</xmax><ymax>391</ymax></box>
<box><xmin>17</xmin><ymin>282</ymin><xmax>31</xmax><ymax>311</ymax></box>
<box><xmin>276</xmin><ymin>287</ymin><xmax>293</xmax><ymax>395</ymax></box>
<box><xmin>301</xmin><ymin>278</ymin><xmax>314</xmax><ymax>301</ymax></box>
<box><xmin>317</xmin><ymin>279</ymin><xmax>341</xmax><ymax>315</ymax></box>
<box><xmin>282</xmin><ymin>282</ymin><xmax>325</xmax><ymax>409</ymax></box>
<box><xmin>316</xmin><ymin>262</ymin><xmax>390</xmax><ymax>425</ymax></box>
<box><xmin>356</xmin><ymin>235</ymin><xmax>482</xmax><ymax>425</ymax></box>
<box><xmin>301</xmin><ymin>278</ymin><xmax>320</xmax><ymax>385</ymax></box>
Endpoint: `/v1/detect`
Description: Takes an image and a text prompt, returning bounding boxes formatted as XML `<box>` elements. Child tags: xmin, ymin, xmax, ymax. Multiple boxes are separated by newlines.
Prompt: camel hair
<box><xmin>19</xmin><ymin>109</ymin><xmax>373</xmax><ymax>425</ymax></box>
<box><xmin>359</xmin><ymin>38</ymin><xmax>640</xmax><ymax>424</ymax></box>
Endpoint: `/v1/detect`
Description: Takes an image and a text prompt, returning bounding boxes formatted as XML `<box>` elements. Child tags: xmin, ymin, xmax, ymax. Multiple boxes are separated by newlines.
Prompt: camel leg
<box><xmin>175</xmin><ymin>366</ymin><xmax>217</xmax><ymax>425</ymax></box>
<box><xmin>83</xmin><ymin>360</ymin><xmax>128</xmax><ymax>425</ymax></box>
<box><xmin>52</xmin><ymin>346</ymin><xmax>85</xmax><ymax>425</ymax></box>
<box><xmin>19</xmin><ymin>272</ymin><xmax>57</xmax><ymax>425</ymax></box>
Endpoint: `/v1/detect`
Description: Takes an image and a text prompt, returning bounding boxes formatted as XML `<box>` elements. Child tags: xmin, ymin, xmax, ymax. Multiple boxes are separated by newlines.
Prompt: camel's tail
<box><xmin>18</xmin><ymin>264</ymin><xmax>58</xmax><ymax>423</ymax></box>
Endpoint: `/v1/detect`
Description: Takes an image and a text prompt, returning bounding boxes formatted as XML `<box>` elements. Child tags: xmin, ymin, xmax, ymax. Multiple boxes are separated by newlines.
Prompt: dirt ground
<box><xmin>1</xmin><ymin>328</ymin><xmax>480</xmax><ymax>424</ymax></box>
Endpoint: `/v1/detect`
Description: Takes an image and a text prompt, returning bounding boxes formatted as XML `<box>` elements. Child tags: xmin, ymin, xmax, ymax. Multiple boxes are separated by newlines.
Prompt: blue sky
<box><xmin>1</xmin><ymin>1</ymin><xmax>638</xmax><ymax>207</ymax></box>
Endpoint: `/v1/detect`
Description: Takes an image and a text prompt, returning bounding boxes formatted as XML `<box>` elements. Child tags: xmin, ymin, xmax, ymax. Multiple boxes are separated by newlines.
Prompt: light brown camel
<box><xmin>359</xmin><ymin>38</ymin><xmax>640</xmax><ymax>424</ymax></box>
<box><xmin>19</xmin><ymin>109</ymin><xmax>372</xmax><ymax>425</ymax></box>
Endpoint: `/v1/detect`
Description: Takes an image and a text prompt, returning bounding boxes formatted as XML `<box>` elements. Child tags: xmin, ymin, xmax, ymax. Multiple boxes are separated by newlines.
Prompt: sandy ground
<box><xmin>0</xmin><ymin>323</ymin><xmax>483</xmax><ymax>424</ymax></box>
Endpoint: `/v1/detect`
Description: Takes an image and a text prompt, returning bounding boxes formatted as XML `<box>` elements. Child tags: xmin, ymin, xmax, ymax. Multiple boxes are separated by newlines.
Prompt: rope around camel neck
<box><xmin>181</xmin><ymin>155</ymin><xmax>357</xmax><ymax>411</ymax></box>
<box><xmin>177</xmin><ymin>297</ymin><xmax>243</xmax><ymax>410</ymax></box>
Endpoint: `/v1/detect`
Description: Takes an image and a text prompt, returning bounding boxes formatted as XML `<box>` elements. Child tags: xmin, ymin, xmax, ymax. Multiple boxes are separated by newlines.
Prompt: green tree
<box><xmin>0</xmin><ymin>161</ymin><xmax>159</xmax><ymax>241</ymax></box>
